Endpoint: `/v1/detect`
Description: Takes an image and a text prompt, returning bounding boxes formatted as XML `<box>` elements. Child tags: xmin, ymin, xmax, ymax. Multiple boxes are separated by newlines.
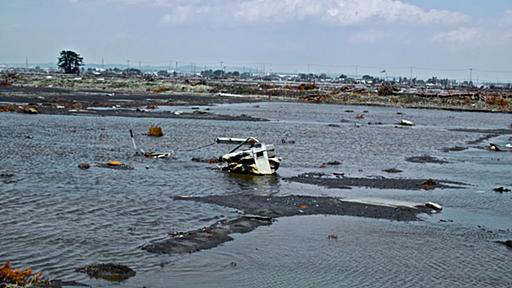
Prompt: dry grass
<box><xmin>148</xmin><ymin>125</ymin><xmax>163</xmax><ymax>137</ymax></box>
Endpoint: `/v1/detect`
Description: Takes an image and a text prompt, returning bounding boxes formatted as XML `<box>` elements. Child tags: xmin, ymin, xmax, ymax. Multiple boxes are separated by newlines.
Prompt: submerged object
<box><xmin>424</xmin><ymin>201</ymin><xmax>442</xmax><ymax>211</ymax></box>
<box><xmin>129</xmin><ymin>129</ymin><xmax>174</xmax><ymax>159</ymax></box>
<box><xmin>489</xmin><ymin>143</ymin><xmax>512</xmax><ymax>152</ymax></box>
<box><xmin>400</xmin><ymin>119</ymin><xmax>415</xmax><ymax>126</ymax></box>
<box><xmin>217</xmin><ymin>137</ymin><xmax>281</xmax><ymax>175</ymax></box>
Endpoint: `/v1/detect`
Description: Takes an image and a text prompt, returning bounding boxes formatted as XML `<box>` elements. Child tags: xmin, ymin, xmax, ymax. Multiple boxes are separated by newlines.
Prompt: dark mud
<box><xmin>0</xmin><ymin>86</ymin><xmax>269</xmax><ymax>121</ymax></box>
<box><xmin>142</xmin><ymin>193</ymin><xmax>436</xmax><ymax>255</ymax></box>
<box><xmin>76</xmin><ymin>263</ymin><xmax>136</xmax><ymax>282</ymax></box>
<box><xmin>448</xmin><ymin>128</ymin><xmax>512</xmax><ymax>145</ymax></box>
<box><xmin>285</xmin><ymin>173</ymin><xmax>464</xmax><ymax>190</ymax></box>
<box><xmin>35</xmin><ymin>106</ymin><xmax>269</xmax><ymax>121</ymax></box>
<box><xmin>0</xmin><ymin>86</ymin><xmax>258</xmax><ymax>106</ymax></box>
<box><xmin>142</xmin><ymin>216</ymin><xmax>273</xmax><ymax>254</ymax></box>
<box><xmin>48</xmin><ymin>280</ymin><xmax>90</xmax><ymax>287</ymax></box>
<box><xmin>405</xmin><ymin>155</ymin><xmax>449</xmax><ymax>164</ymax></box>
<box><xmin>382</xmin><ymin>168</ymin><xmax>403</xmax><ymax>173</ymax></box>
<box><xmin>173</xmin><ymin>194</ymin><xmax>434</xmax><ymax>219</ymax></box>
<box><xmin>441</xmin><ymin>146</ymin><xmax>469</xmax><ymax>152</ymax></box>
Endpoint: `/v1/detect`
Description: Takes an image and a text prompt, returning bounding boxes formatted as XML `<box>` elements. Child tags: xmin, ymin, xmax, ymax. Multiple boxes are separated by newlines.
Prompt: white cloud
<box><xmin>160</xmin><ymin>6</ymin><xmax>194</xmax><ymax>24</ymax></box>
<box><xmin>432</xmin><ymin>27</ymin><xmax>480</xmax><ymax>45</ymax></box>
<box><xmin>112</xmin><ymin>0</ymin><xmax>469</xmax><ymax>26</ymax></box>
<box><xmin>500</xmin><ymin>9</ymin><xmax>512</xmax><ymax>26</ymax></box>
<box><xmin>234</xmin><ymin>0</ymin><xmax>469</xmax><ymax>25</ymax></box>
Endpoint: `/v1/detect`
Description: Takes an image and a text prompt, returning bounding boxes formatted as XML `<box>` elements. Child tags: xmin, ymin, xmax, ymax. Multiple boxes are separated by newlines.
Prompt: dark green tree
<box><xmin>57</xmin><ymin>50</ymin><xmax>83</xmax><ymax>74</ymax></box>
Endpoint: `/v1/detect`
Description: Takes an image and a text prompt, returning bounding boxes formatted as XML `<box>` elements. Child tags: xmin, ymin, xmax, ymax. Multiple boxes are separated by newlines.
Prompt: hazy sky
<box><xmin>1</xmin><ymin>0</ymin><xmax>512</xmax><ymax>80</ymax></box>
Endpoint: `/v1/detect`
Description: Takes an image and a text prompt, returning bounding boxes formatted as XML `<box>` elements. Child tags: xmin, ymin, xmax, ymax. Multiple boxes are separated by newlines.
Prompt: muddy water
<box><xmin>1</xmin><ymin>102</ymin><xmax>512</xmax><ymax>287</ymax></box>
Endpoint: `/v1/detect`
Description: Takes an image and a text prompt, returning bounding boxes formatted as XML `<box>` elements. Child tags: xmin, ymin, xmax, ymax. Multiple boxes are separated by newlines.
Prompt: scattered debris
<box><xmin>0</xmin><ymin>261</ymin><xmax>47</xmax><ymax>287</ymax></box>
<box><xmin>130</xmin><ymin>129</ymin><xmax>174</xmax><ymax>159</ymax></box>
<box><xmin>327</xmin><ymin>234</ymin><xmax>338</xmax><ymax>240</ymax></box>
<box><xmin>23</xmin><ymin>105</ymin><xmax>39</xmax><ymax>114</ymax></box>
<box><xmin>441</xmin><ymin>146</ymin><xmax>468</xmax><ymax>152</ymax></box>
<box><xmin>76</xmin><ymin>263</ymin><xmax>135</xmax><ymax>282</ymax></box>
<box><xmin>148</xmin><ymin>125</ymin><xmax>163</xmax><ymax>137</ymax></box>
<box><xmin>382</xmin><ymin>168</ymin><xmax>402</xmax><ymax>173</ymax></box>
<box><xmin>217</xmin><ymin>137</ymin><xmax>281</xmax><ymax>175</ymax></box>
<box><xmin>144</xmin><ymin>151</ymin><xmax>174</xmax><ymax>159</ymax></box>
<box><xmin>191</xmin><ymin>157</ymin><xmax>220</xmax><ymax>164</ymax></box>
<box><xmin>281</xmin><ymin>138</ymin><xmax>296</xmax><ymax>144</ymax></box>
<box><xmin>96</xmin><ymin>161</ymin><xmax>134</xmax><ymax>170</ymax></box>
<box><xmin>355</xmin><ymin>113</ymin><xmax>365</xmax><ymax>119</ymax></box>
<box><xmin>494</xmin><ymin>186</ymin><xmax>511</xmax><ymax>193</ymax></box>
<box><xmin>421</xmin><ymin>179</ymin><xmax>438</xmax><ymax>190</ymax></box>
<box><xmin>489</xmin><ymin>143</ymin><xmax>512</xmax><ymax>152</ymax></box>
<box><xmin>321</xmin><ymin>160</ymin><xmax>341</xmax><ymax>167</ymax></box>
<box><xmin>424</xmin><ymin>202</ymin><xmax>443</xmax><ymax>211</ymax></box>
<box><xmin>405</xmin><ymin>155</ymin><xmax>448</xmax><ymax>164</ymax></box>
<box><xmin>439</xmin><ymin>219</ymin><xmax>453</xmax><ymax>223</ymax></box>
<box><xmin>399</xmin><ymin>119</ymin><xmax>415</xmax><ymax>126</ymax></box>
<box><xmin>78</xmin><ymin>163</ymin><xmax>91</xmax><ymax>170</ymax></box>
<box><xmin>0</xmin><ymin>172</ymin><xmax>14</xmax><ymax>178</ymax></box>
<box><xmin>0</xmin><ymin>103</ymin><xmax>18</xmax><ymax>112</ymax></box>
<box><xmin>377</xmin><ymin>82</ymin><xmax>397</xmax><ymax>96</ymax></box>
<box><xmin>327</xmin><ymin>124</ymin><xmax>341</xmax><ymax>127</ymax></box>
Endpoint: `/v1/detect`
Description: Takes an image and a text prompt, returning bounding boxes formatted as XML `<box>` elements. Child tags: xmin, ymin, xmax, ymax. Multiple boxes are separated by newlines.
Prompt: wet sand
<box><xmin>143</xmin><ymin>193</ymin><xmax>435</xmax><ymax>255</ymax></box>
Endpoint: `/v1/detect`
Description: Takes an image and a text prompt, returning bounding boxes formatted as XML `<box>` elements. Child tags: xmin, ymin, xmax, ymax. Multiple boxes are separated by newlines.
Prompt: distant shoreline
<box><xmin>0</xmin><ymin>74</ymin><xmax>511</xmax><ymax>118</ymax></box>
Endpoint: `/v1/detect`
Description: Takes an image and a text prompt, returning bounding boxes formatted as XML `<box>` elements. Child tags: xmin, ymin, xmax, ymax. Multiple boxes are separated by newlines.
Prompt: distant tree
<box><xmin>57</xmin><ymin>50</ymin><xmax>83</xmax><ymax>74</ymax></box>
<box><xmin>213</xmin><ymin>69</ymin><xmax>224</xmax><ymax>78</ymax></box>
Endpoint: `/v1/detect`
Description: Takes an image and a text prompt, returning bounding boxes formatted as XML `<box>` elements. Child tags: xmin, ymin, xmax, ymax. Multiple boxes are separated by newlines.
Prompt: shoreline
<box><xmin>1</xmin><ymin>81</ymin><xmax>511</xmax><ymax>120</ymax></box>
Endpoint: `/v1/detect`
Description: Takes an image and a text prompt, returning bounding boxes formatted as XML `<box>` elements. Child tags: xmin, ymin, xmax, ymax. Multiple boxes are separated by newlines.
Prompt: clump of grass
<box><xmin>0</xmin><ymin>261</ymin><xmax>48</xmax><ymax>287</ymax></box>
<box><xmin>148</xmin><ymin>125</ymin><xmax>163</xmax><ymax>137</ymax></box>
<box><xmin>152</xmin><ymin>86</ymin><xmax>171</xmax><ymax>93</ymax></box>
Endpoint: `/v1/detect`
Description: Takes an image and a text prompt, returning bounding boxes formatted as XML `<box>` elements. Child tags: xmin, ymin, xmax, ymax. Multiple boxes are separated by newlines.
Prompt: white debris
<box><xmin>400</xmin><ymin>119</ymin><xmax>415</xmax><ymax>126</ymax></box>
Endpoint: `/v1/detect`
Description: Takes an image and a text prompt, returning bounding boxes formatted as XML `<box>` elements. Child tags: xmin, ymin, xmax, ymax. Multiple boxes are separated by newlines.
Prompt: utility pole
<box><xmin>175</xmin><ymin>61</ymin><xmax>178</xmax><ymax>73</ymax></box>
<box><xmin>25</xmin><ymin>56</ymin><xmax>28</xmax><ymax>70</ymax></box>
<box><xmin>127</xmin><ymin>60</ymin><xmax>130</xmax><ymax>69</ymax></box>
<box><xmin>409</xmin><ymin>66</ymin><xmax>413</xmax><ymax>85</ymax></box>
<box><xmin>469</xmin><ymin>68</ymin><xmax>473</xmax><ymax>86</ymax></box>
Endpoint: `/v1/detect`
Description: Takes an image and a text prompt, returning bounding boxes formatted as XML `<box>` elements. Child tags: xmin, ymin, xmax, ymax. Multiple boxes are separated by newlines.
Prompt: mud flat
<box><xmin>448</xmin><ymin>128</ymin><xmax>512</xmax><ymax>145</ymax></box>
<box><xmin>142</xmin><ymin>193</ymin><xmax>438</xmax><ymax>254</ymax></box>
<box><xmin>284</xmin><ymin>173</ymin><xmax>465</xmax><ymax>190</ymax></box>
<box><xmin>0</xmin><ymin>85</ymin><xmax>270</xmax><ymax>121</ymax></box>
<box><xmin>44</xmin><ymin>107</ymin><xmax>269</xmax><ymax>121</ymax></box>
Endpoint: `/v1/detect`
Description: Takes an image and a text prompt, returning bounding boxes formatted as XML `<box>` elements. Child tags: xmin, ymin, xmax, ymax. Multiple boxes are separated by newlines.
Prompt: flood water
<box><xmin>1</xmin><ymin>102</ymin><xmax>511</xmax><ymax>287</ymax></box>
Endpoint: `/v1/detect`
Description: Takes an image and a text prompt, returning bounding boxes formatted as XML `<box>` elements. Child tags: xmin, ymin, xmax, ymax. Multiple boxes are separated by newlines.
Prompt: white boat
<box><xmin>217</xmin><ymin>137</ymin><xmax>281</xmax><ymax>175</ymax></box>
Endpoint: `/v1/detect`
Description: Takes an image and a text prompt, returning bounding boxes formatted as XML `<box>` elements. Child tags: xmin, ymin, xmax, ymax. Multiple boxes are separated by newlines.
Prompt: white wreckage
<box><xmin>216</xmin><ymin>137</ymin><xmax>281</xmax><ymax>175</ymax></box>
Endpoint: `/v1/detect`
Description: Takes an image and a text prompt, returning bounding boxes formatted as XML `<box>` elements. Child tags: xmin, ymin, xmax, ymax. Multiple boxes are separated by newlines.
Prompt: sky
<box><xmin>1</xmin><ymin>0</ymin><xmax>512</xmax><ymax>81</ymax></box>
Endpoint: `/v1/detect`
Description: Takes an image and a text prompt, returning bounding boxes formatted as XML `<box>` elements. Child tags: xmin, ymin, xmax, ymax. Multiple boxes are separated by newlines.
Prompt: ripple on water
<box><xmin>1</xmin><ymin>104</ymin><xmax>512</xmax><ymax>286</ymax></box>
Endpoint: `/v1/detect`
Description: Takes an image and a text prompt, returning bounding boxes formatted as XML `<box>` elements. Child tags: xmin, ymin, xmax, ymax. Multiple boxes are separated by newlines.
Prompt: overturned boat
<box><xmin>216</xmin><ymin>137</ymin><xmax>281</xmax><ymax>175</ymax></box>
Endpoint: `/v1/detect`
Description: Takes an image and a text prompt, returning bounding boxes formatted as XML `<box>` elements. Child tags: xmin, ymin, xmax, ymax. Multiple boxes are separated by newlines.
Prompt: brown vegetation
<box><xmin>148</xmin><ymin>125</ymin><xmax>163</xmax><ymax>137</ymax></box>
<box><xmin>0</xmin><ymin>261</ymin><xmax>45</xmax><ymax>287</ymax></box>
